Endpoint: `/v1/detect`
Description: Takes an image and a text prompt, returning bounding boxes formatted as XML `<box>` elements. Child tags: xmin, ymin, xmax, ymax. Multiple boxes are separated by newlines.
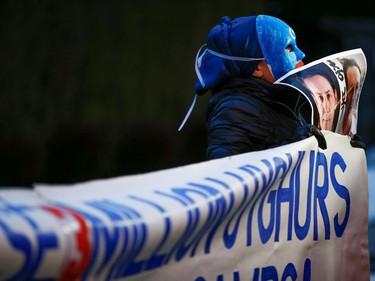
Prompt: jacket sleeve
<box><xmin>206</xmin><ymin>96</ymin><xmax>269</xmax><ymax>159</ymax></box>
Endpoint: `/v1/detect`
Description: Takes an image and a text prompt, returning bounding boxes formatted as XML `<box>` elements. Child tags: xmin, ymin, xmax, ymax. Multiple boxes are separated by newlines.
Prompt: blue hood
<box><xmin>194</xmin><ymin>16</ymin><xmax>264</xmax><ymax>95</ymax></box>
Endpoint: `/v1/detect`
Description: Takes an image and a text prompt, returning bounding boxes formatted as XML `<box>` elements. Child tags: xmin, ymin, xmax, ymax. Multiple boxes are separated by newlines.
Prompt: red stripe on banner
<box><xmin>41</xmin><ymin>205</ymin><xmax>91</xmax><ymax>281</ymax></box>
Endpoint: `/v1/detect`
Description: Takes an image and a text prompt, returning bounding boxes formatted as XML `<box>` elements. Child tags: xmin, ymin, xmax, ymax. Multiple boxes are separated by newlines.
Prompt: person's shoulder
<box><xmin>206</xmin><ymin>91</ymin><xmax>266</xmax><ymax>124</ymax></box>
<box><xmin>209</xmin><ymin>89</ymin><xmax>261</xmax><ymax>110</ymax></box>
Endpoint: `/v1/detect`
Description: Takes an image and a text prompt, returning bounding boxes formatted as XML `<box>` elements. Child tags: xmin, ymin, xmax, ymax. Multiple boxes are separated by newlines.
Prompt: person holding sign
<box><xmin>179</xmin><ymin>15</ymin><xmax>326</xmax><ymax>159</ymax></box>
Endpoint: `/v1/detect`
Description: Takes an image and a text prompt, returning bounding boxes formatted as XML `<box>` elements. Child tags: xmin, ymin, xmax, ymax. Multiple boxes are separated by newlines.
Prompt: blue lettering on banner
<box><xmin>153</xmin><ymin>187</ymin><xmax>201</xmax><ymax>264</ymax></box>
<box><xmin>0</xmin><ymin>149</ymin><xmax>353</xmax><ymax>279</ymax></box>
<box><xmin>158</xmin><ymin>184</ymin><xmax>210</xmax><ymax>262</ymax></box>
<box><xmin>83</xmin><ymin>200</ymin><xmax>125</xmax><ymax>278</ymax></box>
<box><xmin>112</xmin><ymin>150</ymin><xmax>350</xmax><ymax>276</ymax></box>
<box><xmin>258</xmin><ymin>156</ymin><xmax>292</xmax><ymax>244</ymax></box>
<box><xmin>330</xmin><ymin>152</ymin><xmax>350</xmax><ymax>237</ymax></box>
<box><xmin>275</xmin><ymin>155</ymin><xmax>294</xmax><ymax>242</ymax></box>
<box><xmin>293</xmin><ymin>151</ymin><xmax>313</xmax><ymax>240</ymax></box>
<box><xmin>237</xmin><ymin>164</ymin><xmax>263</xmax><ymax>246</ymax></box>
<box><xmin>188</xmin><ymin>180</ymin><xmax>235</xmax><ymax>254</ymax></box>
<box><xmin>128</xmin><ymin>195</ymin><xmax>171</xmax><ymax>270</ymax></box>
<box><xmin>222</xmin><ymin>171</ymin><xmax>251</xmax><ymax>249</ymax></box>
<box><xmin>98</xmin><ymin>149</ymin><xmax>350</xmax><ymax>277</ymax></box>
<box><xmin>194</xmin><ymin>258</ymin><xmax>311</xmax><ymax>281</ymax></box>
<box><xmin>57</xmin><ymin>199</ymin><xmax>147</xmax><ymax>280</ymax></box>
<box><xmin>153</xmin><ymin>178</ymin><xmax>236</xmax><ymax>263</ymax></box>
<box><xmin>0</xmin><ymin>201</ymin><xmax>58</xmax><ymax>280</ymax></box>
<box><xmin>313</xmin><ymin>152</ymin><xmax>330</xmax><ymax>240</ymax></box>
<box><xmin>83</xmin><ymin>199</ymin><xmax>147</xmax><ymax>279</ymax></box>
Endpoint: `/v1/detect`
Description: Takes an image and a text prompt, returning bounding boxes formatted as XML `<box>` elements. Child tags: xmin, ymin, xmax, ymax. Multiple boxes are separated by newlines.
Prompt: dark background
<box><xmin>0</xmin><ymin>0</ymin><xmax>374</xmax><ymax>187</ymax></box>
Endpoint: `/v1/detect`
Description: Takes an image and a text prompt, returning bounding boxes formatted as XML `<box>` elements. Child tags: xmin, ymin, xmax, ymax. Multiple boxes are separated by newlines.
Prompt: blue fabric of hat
<box><xmin>194</xmin><ymin>16</ymin><xmax>264</xmax><ymax>95</ymax></box>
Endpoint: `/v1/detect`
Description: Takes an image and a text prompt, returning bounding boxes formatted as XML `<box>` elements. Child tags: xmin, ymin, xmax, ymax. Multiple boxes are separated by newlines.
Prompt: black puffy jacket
<box><xmin>205</xmin><ymin>77</ymin><xmax>312</xmax><ymax>159</ymax></box>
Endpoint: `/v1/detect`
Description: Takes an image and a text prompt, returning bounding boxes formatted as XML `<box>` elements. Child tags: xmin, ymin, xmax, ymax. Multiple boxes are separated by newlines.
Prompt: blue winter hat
<box><xmin>179</xmin><ymin>15</ymin><xmax>304</xmax><ymax>131</ymax></box>
<box><xmin>194</xmin><ymin>16</ymin><xmax>264</xmax><ymax>95</ymax></box>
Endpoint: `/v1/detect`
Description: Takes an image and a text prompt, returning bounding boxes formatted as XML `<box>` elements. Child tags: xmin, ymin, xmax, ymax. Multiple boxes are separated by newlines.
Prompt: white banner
<box><xmin>0</xmin><ymin>132</ymin><xmax>370</xmax><ymax>281</ymax></box>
